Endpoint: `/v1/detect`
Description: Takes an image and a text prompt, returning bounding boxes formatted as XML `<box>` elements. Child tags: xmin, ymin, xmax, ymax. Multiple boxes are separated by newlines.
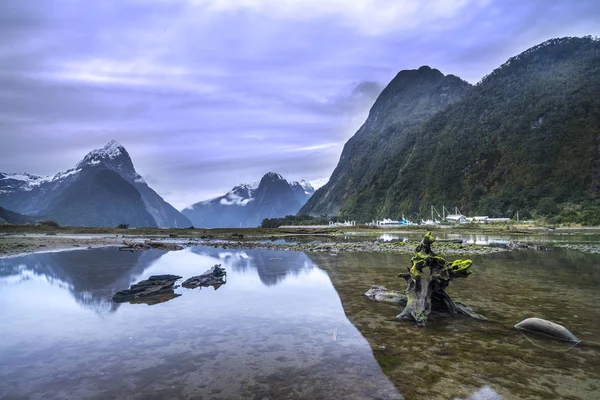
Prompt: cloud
<box><xmin>195</xmin><ymin>0</ymin><xmax>490</xmax><ymax>35</ymax></box>
<box><xmin>0</xmin><ymin>0</ymin><xmax>599</xmax><ymax>210</ymax></box>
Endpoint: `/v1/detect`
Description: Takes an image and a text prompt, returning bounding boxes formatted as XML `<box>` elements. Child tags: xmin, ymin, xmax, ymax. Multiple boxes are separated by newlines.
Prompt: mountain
<box><xmin>182</xmin><ymin>172</ymin><xmax>315</xmax><ymax>228</ymax></box>
<box><xmin>182</xmin><ymin>182</ymin><xmax>258</xmax><ymax>228</ymax></box>
<box><xmin>42</xmin><ymin>169</ymin><xmax>157</xmax><ymax>227</ymax></box>
<box><xmin>300</xmin><ymin>65</ymin><xmax>472</xmax><ymax>217</ymax></box>
<box><xmin>0</xmin><ymin>207</ymin><xmax>36</xmax><ymax>224</ymax></box>
<box><xmin>301</xmin><ymin>36</ymin><xmax>600</xmax><ymax>224</ymax></box>
<box><xmin>0</xmin><ymin>141</ymin><xmax>192</xmax><ymax>228</ymax></box>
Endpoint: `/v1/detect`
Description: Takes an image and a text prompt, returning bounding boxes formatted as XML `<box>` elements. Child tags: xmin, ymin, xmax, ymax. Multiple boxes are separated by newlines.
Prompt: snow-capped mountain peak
<box><xmin>0</xmin><ymin>169</ymin><xmax>81</xmax><ymax>193</ymax></box>
<box><xmin>182</xmin><ymin>172</ymin><xmax>316</xmax><ymax>227</ymax></box>
<box><xmin>76</xmin><ymin>140</ymin><xmax>129</xmax><ymax>169</ymax></box>
<box><xmin>291</xmin><ymin>180</ymin><xmax>315</xmax><ymax>195</ymax></box>
<box><xmin>263</xmin><ymin>172</ymin><xmax>284</xmax><ymax>181</ymax></box>
<box><xmin>0</xmin><ymin>140</ymin><xmax>192</xmax><ymax>228</ymax></box>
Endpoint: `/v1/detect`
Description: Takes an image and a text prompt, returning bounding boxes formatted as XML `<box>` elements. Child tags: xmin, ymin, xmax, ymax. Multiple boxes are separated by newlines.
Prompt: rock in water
<box><xmin>364</xmin><ymin>285</ymin><xmax>407</xmax><ymax>305</ymax></box>
<box><xmin>182</xmin><ymin>264</ymin><xmax>226</xmax><ymax>290</ymax></box>
<box><xmin>112</xmin><ymin>274</ymin><xmax>182</xmax><ymax>304</ymax></box>
<box><xmin>515</xmin><ymin>317</ymin><xmax>580</xmax><ymax>343</ymax></box>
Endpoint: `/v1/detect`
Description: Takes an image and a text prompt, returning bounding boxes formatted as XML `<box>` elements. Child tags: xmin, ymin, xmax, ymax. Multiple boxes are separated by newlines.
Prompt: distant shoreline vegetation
<box><xmin>261</xmin><ymin>214</ymin><xmax>343</xmax><ymax>228</ymax></box>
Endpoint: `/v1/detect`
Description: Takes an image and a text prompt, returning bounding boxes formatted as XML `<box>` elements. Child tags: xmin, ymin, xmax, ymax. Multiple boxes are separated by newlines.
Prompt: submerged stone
<box><xmin>364</xmin><ymin>285</ymin><xmax>407</xmax><ymax>305</ymax></box>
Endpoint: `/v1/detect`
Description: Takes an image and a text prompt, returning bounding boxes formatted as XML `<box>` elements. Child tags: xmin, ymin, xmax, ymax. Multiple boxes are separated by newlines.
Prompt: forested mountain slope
<box><xmin>303</xmin><ymin>37</ymin><xmax>600</xmax><ymax>224</ymax></box>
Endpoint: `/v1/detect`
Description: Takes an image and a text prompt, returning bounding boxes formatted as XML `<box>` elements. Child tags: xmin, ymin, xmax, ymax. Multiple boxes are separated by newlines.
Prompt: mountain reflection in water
<box><xmin>0</xmin><ymin>246</ymin><xmax>403</xmax><ymax>399</ymax></box>
<box><xmin>0</xmin><ymin>248</ymin><xmax>162</xmax><ymax>313</ymax></box>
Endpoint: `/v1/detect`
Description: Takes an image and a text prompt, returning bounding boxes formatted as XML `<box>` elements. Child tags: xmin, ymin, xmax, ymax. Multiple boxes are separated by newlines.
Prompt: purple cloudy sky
<box><xmin>1</xmin><ymin>0</ymin><xmax>599</xmax><ymax>209</ymax></box>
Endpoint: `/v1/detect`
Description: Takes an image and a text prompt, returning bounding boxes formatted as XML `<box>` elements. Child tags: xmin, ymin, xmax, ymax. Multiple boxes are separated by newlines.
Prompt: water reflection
<box><xmin>192</xmin><ymin>247</ymin><xmax>316</xmax><ymax>286</ymax></box>
<box><xmin>379</xmin><ymin>234</ymin><xmax>407</xmax><ymax>242</ymax></box>
<box><xmin>0</xmin><ymin>247</ymin><xmax>322</xmax><ymax>315</ymax></box>
<box><xmin>0</xmin><ymin>248</ymin><xmax>162</xmax><ymax>313</ymax></box>
<box><xmin>0</xmin><ymin>246</ymin><xmax>403</xmax><ymax>399</ymax></box>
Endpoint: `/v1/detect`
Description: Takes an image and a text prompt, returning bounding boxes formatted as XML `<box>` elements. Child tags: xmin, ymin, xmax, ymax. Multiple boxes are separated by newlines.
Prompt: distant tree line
<box><xmin>261</xmin><ymin>214</ymin><xmax>342</xmax><ymax>228</ymax></box>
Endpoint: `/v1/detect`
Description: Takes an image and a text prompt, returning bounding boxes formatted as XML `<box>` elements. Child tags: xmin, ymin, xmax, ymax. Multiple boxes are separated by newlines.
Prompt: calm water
<box><xmin>1</xmin><ymin>243</ymin><xmax>600</xmax><ymax>399</ymax></box>
<box><xmin>0</xmin><ymin>247</ymin><xmax>401</xmax><ymax>400</ymax></box>
<box><xmin>309</xmin><ymin>248</ymin><xmax>600</xmax><ymax>400</ymax></box>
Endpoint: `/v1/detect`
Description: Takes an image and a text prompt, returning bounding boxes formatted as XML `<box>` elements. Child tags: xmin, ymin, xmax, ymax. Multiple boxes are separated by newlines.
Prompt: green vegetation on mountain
<box><xmin>303</xmin><ymin>37</ymin><xmax>600</xmax><ymax>224</ymax></box>
<box><xmin>301</xmin><ymin>66</ymin><xmax>472</xmax><ymax>217</ymax></box>
<box><xmin>260</xmin><ymin>214</ymin><xmax>343</xmax><ymax>228</ymax></box>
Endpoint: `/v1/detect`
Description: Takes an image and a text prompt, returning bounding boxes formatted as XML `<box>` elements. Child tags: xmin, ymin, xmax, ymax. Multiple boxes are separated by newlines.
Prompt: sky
<box><xmin>1</xmin><ymin>0</ymin><xmax>599</xmax><ymax>210</ymax></box>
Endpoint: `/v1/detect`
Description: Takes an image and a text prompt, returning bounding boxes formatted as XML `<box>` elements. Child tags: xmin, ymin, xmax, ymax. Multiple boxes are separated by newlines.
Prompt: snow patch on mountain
<box><xmin>264</xmin><ymin>172</ymin><xmax>284</xmax><ymax>180</ymax></box>
<box><xmin>290</xmin><ymin>179</ymin><xmax>315</xmax><ymax>195</ymax></box>
<box><xmin>220</xmin><ymin>193</ymin><xmax>253</xmax><ymax>206</ymax></box>
<box><xmin>1</xmin><ymin>168</ymin><xmax>81</xmax><ymax>192</ymax></box>
<box><xmin>76</xmin><ymin>139</ymin><xmax>125</xmax><ymax>169</ymax></box>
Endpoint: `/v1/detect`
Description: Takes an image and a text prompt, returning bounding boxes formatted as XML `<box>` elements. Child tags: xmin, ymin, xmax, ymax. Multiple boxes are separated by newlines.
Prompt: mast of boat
<box><xmin>431</xmin><ymin>206</ymin><xmax>442</xmax><ymax>221</ymax></box>
<box><xmin>443</xmin><ymin>206</ymin><xmax>452</xmax><ymax>220</ymax></box>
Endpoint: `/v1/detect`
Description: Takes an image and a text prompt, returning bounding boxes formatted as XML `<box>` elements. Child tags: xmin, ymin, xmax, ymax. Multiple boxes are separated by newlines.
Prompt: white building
<box><xmin>446</xmin><ymin>214</ymin><xmax>467</xmax><ymax>223</ymax></box>
<box><xmin>487</xmin><ymin>218</ymin><xmax>511</xmax><ymax>223</ymax></box>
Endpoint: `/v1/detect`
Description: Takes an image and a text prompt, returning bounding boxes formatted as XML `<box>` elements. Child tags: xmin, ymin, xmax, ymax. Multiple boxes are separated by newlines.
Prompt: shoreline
<box><xmin>3</xmin><ymin>223</ymin><xmax>598</xmax><ymax>257</ymax></box>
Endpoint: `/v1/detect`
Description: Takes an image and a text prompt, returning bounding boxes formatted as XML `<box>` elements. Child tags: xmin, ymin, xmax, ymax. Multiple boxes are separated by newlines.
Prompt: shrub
<box><xmin>117</xmin><ymin>223</ymin><xmax>130</xmax><ymax>229</ymax></box>
<box><xmin>38</xmin><ymin>220</ymin><xmax>60</xmax><ymax>227</ymax></box>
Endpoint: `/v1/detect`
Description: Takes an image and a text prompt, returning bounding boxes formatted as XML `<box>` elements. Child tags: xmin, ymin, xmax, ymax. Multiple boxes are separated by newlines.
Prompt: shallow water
<box><xmin>0</xmin><ymin>247</ymin><xmax>401</xmax><ymax>399</ymax></box>
<box><xmin>309</xmin><ymin>248</ymin><xmax>600</xmax><ymax>399</ymax></box>
<box><xmin>1</xmin><ymin>242</ymin><xmax>599</xmax><ymax>399</ymax></box>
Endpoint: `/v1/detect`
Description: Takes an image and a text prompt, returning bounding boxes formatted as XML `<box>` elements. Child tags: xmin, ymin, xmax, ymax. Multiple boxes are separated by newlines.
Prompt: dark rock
<box><xmin>112</xmin><ymin>274</ymin><xmax>182</xmax><ymax>304</ymax></box>
<box><xmin>182</xmin><ymin>264</ymin><xmax>227</xmax><ymax>290</ymax></box>
<box><xmin>127</xmin><ymin>292</ymin><xmax>182</xmax><ymax>305</ymax></box>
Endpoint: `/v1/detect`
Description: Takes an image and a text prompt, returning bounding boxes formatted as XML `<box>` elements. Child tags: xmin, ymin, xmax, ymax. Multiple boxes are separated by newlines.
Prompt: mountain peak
<box><xmin>263</xmin><ymin>172</ymin><xmax>285</xmax><ymax>181</ymax></box>
<box><xmin>104</xmin><ymin>139</ymin><xmax>124</xmax><ymax>153</ymax></box>
<box><xmin>183</xmin><ymin>172</ymin><xmax>315</xmax><ymax>227</ymax></box>
<box><xmin>290</xmin><ymin>180</ymin><xmax>315</xmax><ymax>195</ymax></box>
<box><xmin>76</xmin><ymin>140</ymin><xmax>131</xmax><ymax>170</ymax></box>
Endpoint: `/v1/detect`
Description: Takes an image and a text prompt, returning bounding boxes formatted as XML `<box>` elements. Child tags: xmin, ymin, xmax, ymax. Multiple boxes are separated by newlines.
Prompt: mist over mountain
<box><xmin>0</xmin><ymin>141</ymin><xmax>191</xmax><ymax>228</ymax></box>
<box><xmin>183</xmin><ymin>172</ymin><xmax>314</xmax><ymax>228</ymax></box>
<box><xmin>301</xmin><ymin>37</ymin><xmax>600</xmax><ymax>224</ymax></box>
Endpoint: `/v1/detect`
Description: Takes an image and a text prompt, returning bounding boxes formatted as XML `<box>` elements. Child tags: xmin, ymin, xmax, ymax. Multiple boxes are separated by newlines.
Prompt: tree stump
<box><xmin>397</xmin><ymin>232</ymin><xmax>484</xmax><ymax>326</ymax></box>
